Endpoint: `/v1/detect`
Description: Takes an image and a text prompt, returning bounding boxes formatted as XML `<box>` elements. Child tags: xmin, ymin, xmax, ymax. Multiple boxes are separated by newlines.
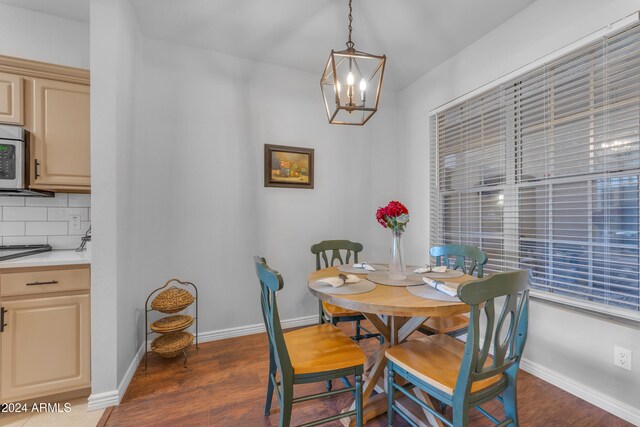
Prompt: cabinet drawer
<box><xmin>0</xmin><ymin>268</ymin><xmax>89</xmax><ymax>297</ymax></box>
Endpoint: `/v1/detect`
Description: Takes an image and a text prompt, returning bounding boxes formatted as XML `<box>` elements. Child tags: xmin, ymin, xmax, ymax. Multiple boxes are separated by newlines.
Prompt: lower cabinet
<box><xmin>0</xmin><ymin>266</ymin><xmax>91</xmax><ymax>402</ymax></box>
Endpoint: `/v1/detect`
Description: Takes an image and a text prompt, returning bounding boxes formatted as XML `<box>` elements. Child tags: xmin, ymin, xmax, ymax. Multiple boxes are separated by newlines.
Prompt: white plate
<box><xmin>337</xmin><ymin>263</ymin><xmax>389</xmax><ymax>274</ymax></box>
<box><xmin>407</xmin><ymin>284</ymin><xmax>461</xmax><ymax>302</ymax></box>
<box><xmin>422</xmin><ymin>269</ymin><xmax>465</xmax><ymax>279</ymax></box>
<box><xmin>309</xmin><ymin>279</ymin><xmax>377</xmax><ymax>295</ymax></box>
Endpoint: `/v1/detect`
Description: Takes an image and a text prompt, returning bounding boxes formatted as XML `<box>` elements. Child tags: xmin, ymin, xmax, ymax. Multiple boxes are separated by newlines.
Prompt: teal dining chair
<box><xmin>386</xmin><ymin>270</ymin><xmax>530</xmax><ymax>427</ymax></box>
<box><xmin>310</xmin><ymin>240</ymin><xmax>381</xmax><ymax>343</ymax></box>
<box><xmin>430</xmin><ymin>244</ymin><xmax>488</xmax><ymax>277</ymax></box>
<box><xmin>255</xmin><ymin>256</ymin><xmax>365</xmax><ymax>427</ymax></box>
<box><xmin>420</xmin><ymin>244</ymin><xmax>488</xmax><ymax>337</ymax></box>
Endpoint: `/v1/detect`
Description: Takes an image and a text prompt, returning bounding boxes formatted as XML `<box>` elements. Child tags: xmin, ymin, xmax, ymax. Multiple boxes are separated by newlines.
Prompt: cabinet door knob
<box><xmin>26</xmin><ymin>280</ymin><xmax>59</xmax><ymax>286</ymax></box>
<box><xmin>0</xmin><ymin>307</ymin><xmax>6</xmax><ymax>333</ymax></box>
<box><xmin>34</xmin><ymin>159</ymin><xmax>40</xmax><ymax>179</ymax></box>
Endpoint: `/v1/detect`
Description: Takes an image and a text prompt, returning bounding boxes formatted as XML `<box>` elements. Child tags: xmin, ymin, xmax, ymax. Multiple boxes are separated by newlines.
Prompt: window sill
<box><xmin>530</xmin><ymin>290</ymin><xmax>640</xmax><ymax>324</ymax></box>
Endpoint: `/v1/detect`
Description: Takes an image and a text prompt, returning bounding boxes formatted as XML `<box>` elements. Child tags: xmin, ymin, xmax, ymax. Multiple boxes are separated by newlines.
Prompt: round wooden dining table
<box><xmin>308</xmin><ymin>266</ymin><xmax>474</xmax><ymax>427</ymax></box>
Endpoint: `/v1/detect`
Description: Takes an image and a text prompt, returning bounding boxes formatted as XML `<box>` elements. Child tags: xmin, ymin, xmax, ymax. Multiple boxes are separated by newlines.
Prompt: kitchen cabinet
<box><xmin>0</xmin><ymin>56</ymin><xmax>91</xmax><ymax>193</ymax></box>
<box><xmin>29</xmin><ymin>78</ymin><xmax>90</xmax><ymax>192</ymax></box>
<box><xmin>0</xmin><ymin>265</ymin><xmax>90</xmax><ymax>402</ymax></box>
<box><xmin>0</xmin><ymin>72</ymin><xmax>23</xmax><ymax>125</ymax></box>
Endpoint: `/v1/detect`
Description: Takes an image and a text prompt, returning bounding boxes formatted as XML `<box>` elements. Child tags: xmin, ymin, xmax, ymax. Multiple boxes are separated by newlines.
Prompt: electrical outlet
<box><xmin>614</xmin><ymin>346</ymin><xmax>632</xmax><ymax>371</ymax></box>
<box><xmin>70</xmin><ymin>215</ymin><xmax>81</xmax><ymax>231</ymax></box>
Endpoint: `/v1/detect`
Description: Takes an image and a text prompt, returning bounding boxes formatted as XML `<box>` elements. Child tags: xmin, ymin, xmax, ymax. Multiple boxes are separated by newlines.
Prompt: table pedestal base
<box><xmin>339</xmin><ymin>313</ymin><xmax>444</xmax><ymax>427</ymax></box>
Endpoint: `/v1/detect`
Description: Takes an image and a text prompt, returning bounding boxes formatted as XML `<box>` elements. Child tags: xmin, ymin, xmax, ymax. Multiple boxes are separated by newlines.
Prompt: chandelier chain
<box><xmin>346</xmin><ymin>0</ymin><xmax>354</xmax><ymax>49</ymax></box>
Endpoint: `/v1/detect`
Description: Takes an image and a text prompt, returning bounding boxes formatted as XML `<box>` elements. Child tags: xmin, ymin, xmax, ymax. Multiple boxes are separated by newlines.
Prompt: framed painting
<box><xmin>264</xmin><ymin>144</ymin><xmax>314</xmax><ymax>189</ymax></box>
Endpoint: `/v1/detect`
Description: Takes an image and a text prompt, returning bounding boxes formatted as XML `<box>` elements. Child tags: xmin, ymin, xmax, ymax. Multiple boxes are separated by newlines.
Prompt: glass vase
<box><xmin>389</xmin><ymin>229</ymin><xmax>406</xmax><ymax>280</ymax></box>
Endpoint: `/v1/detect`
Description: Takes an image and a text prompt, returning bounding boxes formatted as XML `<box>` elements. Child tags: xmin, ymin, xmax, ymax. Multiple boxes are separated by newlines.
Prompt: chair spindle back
<box><xmin>430</xmin><ymin>244</ymin><xmax>489</xmax><ymax>277</ymax></box>
<box><xmin>310</xmin><ymin>240</ymin><xmax>363</xmax><ymax>271</ymax></box>
<box><xmin>254</xmin><ymin>256</ymin><xmax>293</xmax><ymax>379</ymax></box>
<box><xmin>455</xmin><ymin>270</ymin><xmax>530</xmax><ymax>399</ymax></box>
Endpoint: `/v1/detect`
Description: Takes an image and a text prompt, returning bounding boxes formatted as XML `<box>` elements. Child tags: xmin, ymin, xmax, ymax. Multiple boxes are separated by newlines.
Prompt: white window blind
<box><xmin>431</xmin><ymin>22</ymin><xmax>640</xmax><ymax>314</ymax></box>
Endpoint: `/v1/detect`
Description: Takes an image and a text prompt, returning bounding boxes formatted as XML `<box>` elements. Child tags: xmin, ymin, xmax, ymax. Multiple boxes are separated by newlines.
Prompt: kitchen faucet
<box><xmin>76</xmin><ymin>226</ymin><xmax>91</xmax><ymax>252</ymax></box>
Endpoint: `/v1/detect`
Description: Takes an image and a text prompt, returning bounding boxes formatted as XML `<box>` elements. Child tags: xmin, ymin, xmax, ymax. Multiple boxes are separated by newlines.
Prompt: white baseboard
<box><xmin>87</xmin><ymin>390</ymin><xmax>119</xmax><ymax>411</ymax></box>
<box><xmin>118</xmin><ymin>342</ymin><xmax>146</xmax><ymax>398</ymax></box>
<box><xmin>519</xmin><ymin>358</ymin><xmax>640</xmax><ymax>426</ymax></box>
<box><xmin>90</xmin><ymin>315</ymin><xmax>318</xmax><ymax>410</ymax></box>
<box><xmin>87</xmin><ymin>343</ymin><xmax>145</xmax><ymax>412</ymax></box>
<box><xmin>197</xmin><ymin>315</ymin><xmax>317</xmax><ymax>343</ymax></box>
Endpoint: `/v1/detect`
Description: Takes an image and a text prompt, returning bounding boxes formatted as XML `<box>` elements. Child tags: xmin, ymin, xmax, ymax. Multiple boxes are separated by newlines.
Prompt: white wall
<box><xmin>113</xmin><ymin>0</ymin><xmax>152</xmax><ymax>389</ymax></box>
<box><xmin>398</xmin><ymin>0</ymin><xmax>640</xmax><ymax>419</ymax></box>
<box><xmin>0</xmin><ymin>3</ymin><xmax>88</xmax><ymax>68</ymax></box>
<box><xmin>135</xmin><ymin>36</ymin><xmax>398</xmax><ymax>338</ymax></box>
<box><xmin>90</xmin><ymin>0</ymin><xmax>148</xmax><ymax>407</ymax></box>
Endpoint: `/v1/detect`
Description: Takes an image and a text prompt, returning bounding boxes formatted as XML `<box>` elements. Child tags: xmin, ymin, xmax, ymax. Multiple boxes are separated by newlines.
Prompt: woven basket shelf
<box><xmin>151</xmin><ymin>331</ymin><xmax>195</xmax><ymax>358</ymax></box>
<box><xmin>151</xmin><ymin>286</ymin><xmax>194</xmax><ymax>314</ymax></box>
<box><xmin>144</xmin><ymin>279</ymin><xmax>198</xmax><ymax>369</ymax></box>
<box><xmin>150</xmin><ymin>315</ymin><xmax>194</xmax><ymax>334</ymax></box>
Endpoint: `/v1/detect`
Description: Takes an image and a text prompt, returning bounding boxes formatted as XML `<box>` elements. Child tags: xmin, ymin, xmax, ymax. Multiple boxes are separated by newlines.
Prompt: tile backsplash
<box><xmin>0</xmin><ymin>193</ymin><xmax>91</xmax><ymax>250</ymax></box>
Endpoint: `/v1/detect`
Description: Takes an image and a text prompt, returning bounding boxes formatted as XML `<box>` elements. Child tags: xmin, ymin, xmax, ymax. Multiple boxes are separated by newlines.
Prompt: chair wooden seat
<box><xmin>420</xmin><ymin>314</ymin><xmax>469</xmax><ymax>335</ymax></box>
<box><xmin>284</xmin><ymin>324</ymin><xmax>366</xmax><ymax>375</ymax></box>
<box><xmin>256</xmin><ymin>256</ymin><xmax>364</xmax><ymax>426</ymax></box>
<box><xmin>322</xmin><ymin>301</ymin><xmax>361</xmax><ymax>317</ymax></box>
<box><xmin>386</xmin><ymin>334</ymin><xmax>502</xmax><ymax>395</ymax></box>
<box><xmin>387</xmin><ymin>271</ymin><xmax>530</xmax><ymax>427</ymax></box>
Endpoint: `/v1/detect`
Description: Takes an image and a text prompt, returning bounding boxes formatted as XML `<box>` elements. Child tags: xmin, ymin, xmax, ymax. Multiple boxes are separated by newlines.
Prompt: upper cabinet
<box><xmin>30</xmin><ymin>78</ymin><xmax>90</xmax><ymax>191</ymax></box>
<box><xmin>0</xmin><ymin>55</ymin><xmax>90</xmax><ymax>193</ymax></box>
<box><xmin>0</xmin><ymin>72</ymin><xmax>24</xmax><ymax>125</ymax></box>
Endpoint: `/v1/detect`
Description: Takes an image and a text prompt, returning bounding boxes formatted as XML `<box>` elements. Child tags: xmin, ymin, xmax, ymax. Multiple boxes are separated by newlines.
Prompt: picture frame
<box><xmin>264</xmin><ymin>144</ymin><xmax>314</xmax><ymax>189</ymax></box>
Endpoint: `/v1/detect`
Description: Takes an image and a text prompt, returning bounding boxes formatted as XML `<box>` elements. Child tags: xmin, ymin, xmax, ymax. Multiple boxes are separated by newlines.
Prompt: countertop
<box><xmin>0</xmin><ymin>247</ymin><xmax>91</xmax><ymax>269</ymax></box>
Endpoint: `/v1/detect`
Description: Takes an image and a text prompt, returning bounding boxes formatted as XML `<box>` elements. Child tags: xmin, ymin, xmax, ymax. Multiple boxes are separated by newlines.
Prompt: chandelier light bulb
<box><xmin>359</xmin><ymin>79</ymin><xmax>366</xmax><ymax>103</ymax></box>
<box><xmin>347</xmin><ymin>72</ymin><xmax>354</xmax><ymax>86</ymax></box>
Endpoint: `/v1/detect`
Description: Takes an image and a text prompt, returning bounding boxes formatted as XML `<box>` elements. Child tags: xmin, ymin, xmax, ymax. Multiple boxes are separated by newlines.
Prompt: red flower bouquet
<box><xmin>375</xmin><ymin>201</ymin><xmax>410</xmax><ymax>232</ymax></box>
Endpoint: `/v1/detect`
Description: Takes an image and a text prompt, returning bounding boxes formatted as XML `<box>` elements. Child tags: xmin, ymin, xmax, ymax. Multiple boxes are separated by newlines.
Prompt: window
<box><xmin>430</xmin><ymin>23</ymin><xmax>640</xmax><ymax>315</ymax></box>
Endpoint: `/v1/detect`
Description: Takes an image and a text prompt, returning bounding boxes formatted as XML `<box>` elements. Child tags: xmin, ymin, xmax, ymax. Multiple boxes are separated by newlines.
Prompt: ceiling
<box><xmin>130</xmin><ymin>0</ymin><xmax>535</xmax><ymax>89</ymax></box>
<box><xmin>0</xmin><ymin>0</ymin><xmax>536</xmax><ymax>89</ymax></box>
<box><xmin>0</xmin><ymin>0</ymin><xmax>89</xmax><ymax>23</ymax></box>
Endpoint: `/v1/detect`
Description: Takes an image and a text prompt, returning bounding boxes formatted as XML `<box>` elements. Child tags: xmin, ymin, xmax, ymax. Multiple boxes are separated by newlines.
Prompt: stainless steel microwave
<box><xmin>0</xmin><ymin>125</ymin><xmax>25</xmax><ymax>190</ymax></box>
<box><xmin>0</xmin><ymin>125</ymin><xmax>50</xmax><ymax>196</ymax></box>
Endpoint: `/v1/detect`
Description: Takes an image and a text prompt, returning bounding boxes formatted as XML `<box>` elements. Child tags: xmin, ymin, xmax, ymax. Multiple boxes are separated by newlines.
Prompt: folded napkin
<box><xmin>422</xmin><ymin>277</ymin><xmax>459</xmax><ymax>297</ymax></box>
<box><xmin>413</xmin><ymin>266</ymin><xmax>447</xmax><ymax>274</ymax></box>
<box><xmin>318</xmin><ymin>274</ymin><xmax>361</xmax><ymax>288</ymax></box>
<box><xmin>353</xmin><ymin>262</ymin><xmax>376</xmax><ymax>271</ymax></box>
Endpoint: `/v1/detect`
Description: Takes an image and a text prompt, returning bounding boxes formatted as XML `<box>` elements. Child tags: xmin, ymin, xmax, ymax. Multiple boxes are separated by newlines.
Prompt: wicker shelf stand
<box><xmin>144</xmin><ymin>278</ymin><xmax>199</xmax><ymax>370</ymax></box>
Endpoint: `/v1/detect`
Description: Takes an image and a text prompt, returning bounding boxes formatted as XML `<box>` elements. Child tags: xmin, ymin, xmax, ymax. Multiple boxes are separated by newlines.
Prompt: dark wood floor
<box><xmin>103</xmin><ymin>322</ymin><xmax>632</xmax><ymax>427</ymax></box>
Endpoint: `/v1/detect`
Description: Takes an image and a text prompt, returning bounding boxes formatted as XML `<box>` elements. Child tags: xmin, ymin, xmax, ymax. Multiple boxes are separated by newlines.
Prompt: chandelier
<box><xmin>320</xmin><ymin>0</ymin><xmax>386</xmax><ymax>126</ymax></box>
